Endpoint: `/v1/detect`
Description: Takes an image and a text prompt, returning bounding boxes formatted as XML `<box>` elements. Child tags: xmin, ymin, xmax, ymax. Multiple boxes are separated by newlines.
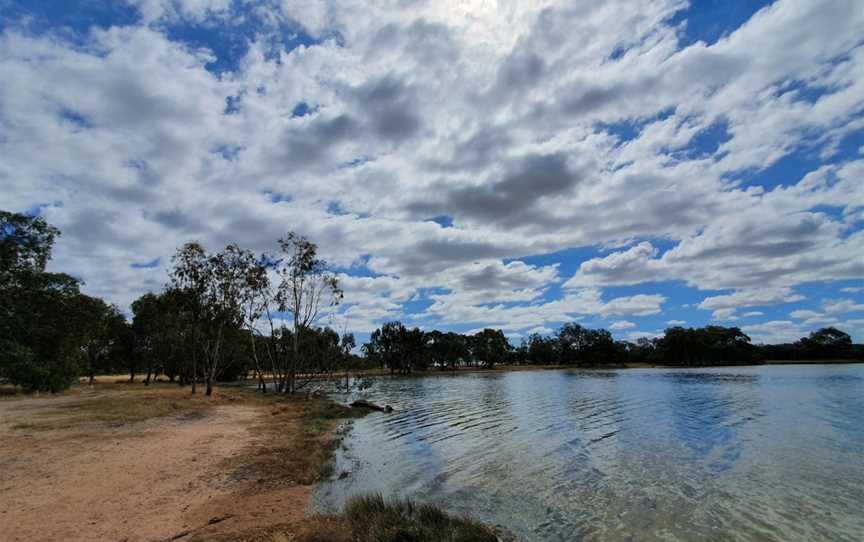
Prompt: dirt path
<box><xmin>0</xmin><ymin>392</ymin><xmax>310</xmax><ymax>542</ymax></box>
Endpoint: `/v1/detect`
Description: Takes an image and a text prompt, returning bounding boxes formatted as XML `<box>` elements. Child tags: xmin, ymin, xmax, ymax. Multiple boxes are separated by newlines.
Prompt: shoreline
<box><xmin>0</xmin><ymin>380</ymin><xmax>502</xmax><ymax>542</ymax></box>
<box><xmin>325</xmin><ymin>358</ymin><xmax>864</xmax><ymax>382</ymax></box>
<box><xmin>0</xmin><ymin>383</ymin><xmax>360</xmax><ymax>541</ymax></box>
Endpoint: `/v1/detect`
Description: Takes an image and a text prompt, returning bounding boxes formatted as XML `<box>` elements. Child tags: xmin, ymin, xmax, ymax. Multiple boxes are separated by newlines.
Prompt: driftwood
<box><xmin>351</xmin><ymin>399</ymin><xmax>393</xmax><ymax>413</ymax></box>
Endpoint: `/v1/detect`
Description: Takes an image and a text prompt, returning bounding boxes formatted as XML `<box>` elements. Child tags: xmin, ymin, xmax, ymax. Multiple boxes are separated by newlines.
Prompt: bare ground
<box><xmin>0</xmin><ymin>385</ymin><xmax>345</xmax><ymax>542</ymax></box>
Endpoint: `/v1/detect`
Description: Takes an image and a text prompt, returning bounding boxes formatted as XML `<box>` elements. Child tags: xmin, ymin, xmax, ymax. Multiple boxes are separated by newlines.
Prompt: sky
<box><xmin>1</xmin><ymin>0</ymin><xmax>863</xmax><ymax>345</ymax></box>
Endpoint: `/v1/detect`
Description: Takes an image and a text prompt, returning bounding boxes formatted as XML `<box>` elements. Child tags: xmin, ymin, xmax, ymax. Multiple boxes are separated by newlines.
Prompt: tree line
<box><xmin>1</xmin><ymin>210</ymin><xmax>353</xmax><ymax>393</ymax></box>
<box><xmin>2</xmin><ymin>209</ymin><xmax>861</xmax><ymax>393</ymax></box>
<box><xmin>361</xmin><ymin>322</ymin><xmax>862</xmax><ymax>372</ymax></box>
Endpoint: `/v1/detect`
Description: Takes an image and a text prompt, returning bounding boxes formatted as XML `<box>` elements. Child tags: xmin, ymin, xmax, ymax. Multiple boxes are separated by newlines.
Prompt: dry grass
<box><xmin>227</xmin><ymin>494</ymin><xmax>503</xmax><ymax>542</ymax></box>
<box><xmin>0</xmin><ymin>383</ymin><xmax>23</xmax><ymax>399</ymax></box>
<box><xmin>339</xmin><ymin>494</ymin><xmax>500</xmax><ymax>542</ymax></box>
<box><xmin>228</xmin><ymin>394</ymin><xmax>365</xmax><ymax>489</ymax></box>
<box><xmin>5</xmin><ymin>383</ymin><xmax>258</xmax><ymax>433</ymax></box>
<box><xmin>2</xmin><ymin>382</ymin><xmax>507</xmax><ymax>541</ymax></box>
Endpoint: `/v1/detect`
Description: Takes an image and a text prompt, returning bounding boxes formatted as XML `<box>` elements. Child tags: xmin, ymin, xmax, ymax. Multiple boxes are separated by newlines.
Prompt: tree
<box><xmin>236</xmin><ymin>251</ymin><xmax>270</xmax><ymax>392</ymax></box>
<box><xmin>428</xmin><ymin>331</ymin><xmax>468</xmax><ymax>370</ymax></box>
<box><xmin>74</xmin><ymin>295</ymin><xmax>127</xmax><ymax>385</ymax></box>
<box><xmin>132</xmin><ymin>290</ymin><xmax>193</xmax><ymax>385</ymax></box>
<box><xmin>470</xmin><ymin>329</ymin><xmax>510</xmax><ymax>368</ymax></box>
<box><xmin>0</xmin><ymin>211</ymin><xmax>86</xmax><ymax>392</ymax></box>
<box><xmin>169</xmin><ymin>243</ymin><xmax>209</xmax><ymax>393</ymax></box>
<box><xmin>274</xmin><ymin>233</ymin><xmax>342</xmax><ymax>393</ymax></box>
<box><xmin>0</xmin><ymin>210</ymin><xmax>60</xmax><ymax>285</ymax></box>
<box><xmin>364</xmin><ymin>321</ymin><xmax>408</xmax><ymax>374</ymax></box>
<box><xmin>556</xmin><ymin>323</ymin><xmax>590</xmax><ymax>365</ymax></box>
<box><xmin>527</xmin><ymin>333</ymin><xmax>557</xmax><ymax>365</ymax></box>
<box><xmin>169</xmin><ymin>243</ymin><xmax>252</xmax><ymax>395</ymax></box>
<box><xmin>795</xmin><ymin>327</ymin><xmax>853</xmax><ymax>359</ymax></box>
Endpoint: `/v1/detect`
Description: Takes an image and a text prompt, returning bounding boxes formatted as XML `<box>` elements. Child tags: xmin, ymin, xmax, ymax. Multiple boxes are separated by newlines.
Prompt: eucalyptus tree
<box><xmin>170</xmin><ymin>243</ymin><xmax>209</xmax><ymax>393</ymax></box>
<box><xmin>470</xmin><ymin>328</ymin><xmax>510</xmax><ymax>368</ymax></box>
<box><xmin>274</xmin><ymin>232</ymin><xmax>342</xmax><ymax>393</ymax></box>
<box><xmin>364</xmin><ymin>321</ymin><xmax>408</xmax><ymax>374</ymax></box>
<box><xmin>75</xmin><ymin>295</ymin><xmax>127</xmax><ymax>384</ymax></box>
<box><xmin>229</xmin><ymin>246</ymin><xmax>270</xmax><ymax>392</ymax></box>
<box><xmin>132</xmin><ymin>290</ymin><xmax>193</xmax><ymax>385</ymax></box>
<box><xmin>169</xmin><ymin>242</ymin><xmax>254</xmax><ymax>395</ymax></box>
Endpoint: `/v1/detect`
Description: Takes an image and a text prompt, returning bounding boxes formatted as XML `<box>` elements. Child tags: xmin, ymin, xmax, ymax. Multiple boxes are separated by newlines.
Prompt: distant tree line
<box><xmin>362</xmin><ymin>321</ymin><xmax>862</xmax><ymax>372</ymax></box>
<box><xmin>0</xmin><ymin>210</ymin><xmax>356</xmax><ymax>393</ymax></box>
<box><xmin>1</xmin><ymin>209</ymin><xmax>861</xmax><ymax>393</ymax></box>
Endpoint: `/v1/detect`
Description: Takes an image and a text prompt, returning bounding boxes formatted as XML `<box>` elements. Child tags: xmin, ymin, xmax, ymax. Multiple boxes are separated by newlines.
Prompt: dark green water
<box><xmin>312</xmin><ymin>365</ymin><xmax>864</xmax><ymax>541</ymax></box>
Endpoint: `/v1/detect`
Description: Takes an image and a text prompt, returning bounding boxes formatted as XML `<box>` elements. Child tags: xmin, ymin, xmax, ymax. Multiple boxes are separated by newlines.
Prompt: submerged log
<box><xmin>351</xmin><ymin>399</ymin><xmax>393</xmax><ymax>413</ymax></box>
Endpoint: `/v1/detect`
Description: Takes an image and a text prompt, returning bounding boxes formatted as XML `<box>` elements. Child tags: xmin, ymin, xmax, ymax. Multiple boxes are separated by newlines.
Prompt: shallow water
<box><xmin>312</xmin><ymin>365</ymin><xmax>864</xmax><ymax>541</ymax></box>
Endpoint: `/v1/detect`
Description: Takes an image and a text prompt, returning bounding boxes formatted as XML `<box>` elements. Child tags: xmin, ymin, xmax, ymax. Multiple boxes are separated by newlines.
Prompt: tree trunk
<box><xmin>191</xmin><ymin>348</ymin><xmax>197</xmax><ymax>394</ymax></box>
<box><xmin>249</xmin><ymin>333</ymin><xmax>267</xmax><ymax>393</ymax></box>
<box><xmin>290</xmin><ymin>317</ymin><xmax>301</xmax><ymax>394</ymax></box>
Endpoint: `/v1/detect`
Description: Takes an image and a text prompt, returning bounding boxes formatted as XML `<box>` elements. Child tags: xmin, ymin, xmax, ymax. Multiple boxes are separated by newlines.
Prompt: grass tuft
<box><xmin>296</xmin><ymin>494</ymin><xmax>501</xmax><ymax>542</ymax></box>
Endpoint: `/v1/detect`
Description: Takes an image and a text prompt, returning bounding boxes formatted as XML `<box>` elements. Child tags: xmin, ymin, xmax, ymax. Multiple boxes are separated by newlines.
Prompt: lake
<box><xmin>312</xmin><ymin>365</ymin><xmax>864</xmax><ymax>541</ymax></box>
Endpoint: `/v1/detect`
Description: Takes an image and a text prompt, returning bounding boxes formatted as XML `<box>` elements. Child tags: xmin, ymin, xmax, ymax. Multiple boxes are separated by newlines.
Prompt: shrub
<box><xmin>343</xmin><ymin>493</ymin><xmax>499</xmax><ymax>542</ymax></box>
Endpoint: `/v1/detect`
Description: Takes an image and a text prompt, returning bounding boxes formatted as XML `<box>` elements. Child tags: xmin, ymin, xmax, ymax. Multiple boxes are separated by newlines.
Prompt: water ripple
<box><xmin>313</xmin><ymin>365</ymin><xmax>864</xmax><ymax>542</ymax></box>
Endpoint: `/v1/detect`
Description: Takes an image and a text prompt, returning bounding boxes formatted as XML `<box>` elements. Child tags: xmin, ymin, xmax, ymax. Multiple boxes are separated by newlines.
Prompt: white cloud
<box><xmin>1</xmin><ymin>0</ymin><xmax>863</xmax><ymax>338</ymax></box>
<box><xmin>610</xmin><ymin>320</ymin><xmax>636</xmax><ymax>330</ymax></box>
<box><xmin>626</xmin><ymin>330</ymin><xmax>662</xmax><ymax>342</ymax></box>
<box><xmin>743</xmin><ymin>320</ymin><xmax>808</xmax><ymax>344</ymax></box>
<box><xmin>789</xmin><ymin>310</ymin><xmax>817</xmax><ymax>319</ymax></box>
<box><xmin>823</xmin><ymin>299</ymin><xmax>864</xmax><ymax>314</ymax></box>
<box><xmin>699</xmin><ymin>288</ymin><xmax>805</xmax><ymax>321</ymax></box>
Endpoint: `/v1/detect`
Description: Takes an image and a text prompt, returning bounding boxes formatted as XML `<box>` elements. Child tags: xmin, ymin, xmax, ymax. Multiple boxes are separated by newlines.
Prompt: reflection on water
<box><xmin>312</xmin><ymin>365</ymin><xmax>864</xmax><ymax>541</ymax></box>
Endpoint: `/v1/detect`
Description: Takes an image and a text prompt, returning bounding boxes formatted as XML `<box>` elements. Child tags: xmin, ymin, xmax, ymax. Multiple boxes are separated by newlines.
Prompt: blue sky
<box><xmin>1</xmin><ymin>0</ymin><xmax>862</xmax><ymax>345</ymax></box>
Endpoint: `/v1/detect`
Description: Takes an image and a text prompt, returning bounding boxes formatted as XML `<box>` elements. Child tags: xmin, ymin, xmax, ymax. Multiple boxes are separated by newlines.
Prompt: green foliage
<box><xmin>364</xmin><ymin>321</ymin><xmax>419</xmax><ymax>374</ymax></box>
<box><xmin>0</xmin><ymin>210</ymin><xmax>59</xmax><ymax>282</ymax></box>
<box><xmin>273</xmin><ymin>232</ymin><xmax>343</xmax><ymax>392</ymax></box>
<box><xmin>364</xmin><ymin>321</ymin><xmax>861</xmax><ymax>369</ymax></box>
<box><xmin>655</xmin><ymin>325</ymin><xmax>754</xmax><ymax>366</ymax></box>
<box><xmin>794</xmin><ymin>327</ymin><xmax>853</xmax><ymax>359</ymax></box>
<box><xmin>470</xmin><ymin>328</ymin><xmax>510</xmax><ymax>368</ymax></box>
<box><xmin>428</xmin><ymin>331</ymin><xmax>469</xmax><ymax>370</ymax></box>
<box><xmin>0</xmin><ymin>211</ymin><xmax>88</xmax><ymax>392</ymax></box>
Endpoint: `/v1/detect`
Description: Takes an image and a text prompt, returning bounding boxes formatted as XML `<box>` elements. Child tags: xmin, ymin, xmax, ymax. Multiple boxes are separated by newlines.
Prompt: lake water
<box><xmin>312</xmin><ymin>365</ymin><xmax>864</xmax><ymax>541</ymax></box>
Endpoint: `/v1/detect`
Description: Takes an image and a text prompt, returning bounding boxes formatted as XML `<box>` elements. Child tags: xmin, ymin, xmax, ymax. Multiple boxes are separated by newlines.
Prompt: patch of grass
<box><xmin>294</xmin><ymin>494</ymin><xmax>502</xmax><ymax>542</ymax></box>
<box><xmin>211</xmin><ymin>494</ymin><xmax>505</xmax><ymax>542</ymax></box>
<box><xmin>6</xmin><ymin>383</ymin><xmax>255</xmax><ymax>432</ymax></box>
<box><xmin>344</xmin><ymin>494</ymin><xmax>500</xmax><ymax>542</ymax></box>
<box><xmin>0</xmin><ymin>384</ymin><xmax>23</xmax><ymax>399</ymax></box>
<box><xmin>234</xmin><ymin>396</ymin><xmax>366</xmax><ymax>487</ymax></box>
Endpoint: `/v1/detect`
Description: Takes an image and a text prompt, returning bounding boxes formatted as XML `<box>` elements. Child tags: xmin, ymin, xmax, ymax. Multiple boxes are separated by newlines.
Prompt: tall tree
<box><xmin>74</xmin><ymin>295</ymin><xmax>127</xmax><ymax>385</ymax></box>
<box><xmin>795</xmin><ymin>327</ymin><xmax>853</xmax><ymax>359</ymax></box>
<box><xmin>169</xmin><ymin>242</ymin><xmax>209</xmax><ymax>394</ymax></box>
<box><xmin>470</xmin><ymin>328</ymin><xmax>510</xmax><ymax>368</ymax></box>
<box><xmin>275</xmin><ymin>233</ymin><xmax>342</xmax><ymax>393</ymax></box>
<box><xmin>0</xmin><ymin>211</ymin><xmax>85</xmax><ymax>392</ymax></box>
<box><xmin>169</xmin><ymin>243</ymin><xmax>251</xmax><ymax>395</ymax></box>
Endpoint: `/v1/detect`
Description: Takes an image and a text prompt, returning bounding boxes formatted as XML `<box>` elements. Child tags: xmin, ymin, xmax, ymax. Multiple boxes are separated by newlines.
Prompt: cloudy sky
<box><xmin>2</xmin><ymin>0</ymin><xmax>863</xmax><ymax>344</ymax></box>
